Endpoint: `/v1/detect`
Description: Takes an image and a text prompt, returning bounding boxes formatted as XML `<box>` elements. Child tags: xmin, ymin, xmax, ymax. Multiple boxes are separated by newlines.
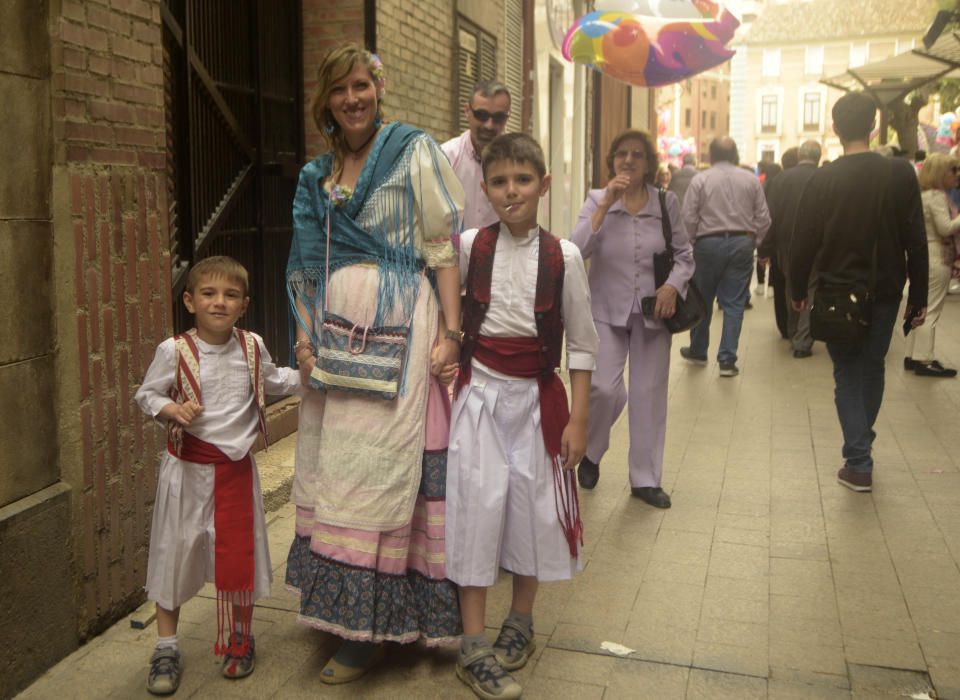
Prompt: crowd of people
<box><xmin>133</xmin><ymin>43</ymin><xmax>941</xmax><ymax>700</ymax></box>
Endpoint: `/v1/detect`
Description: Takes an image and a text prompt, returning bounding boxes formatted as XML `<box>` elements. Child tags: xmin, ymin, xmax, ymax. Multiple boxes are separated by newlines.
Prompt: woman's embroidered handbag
<box><xmin>653</xmin><ymin>189</ymin><xmax>707</xmax><ymax>334</ymax></box>
<box><xmin>307</xmin><ymin>189</ymin><xmax>411</xmax><ymax>401</ymax></box>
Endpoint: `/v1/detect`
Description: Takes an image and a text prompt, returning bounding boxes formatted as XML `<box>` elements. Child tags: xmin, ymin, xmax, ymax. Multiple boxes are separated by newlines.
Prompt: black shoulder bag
<box><xmin>652</xmin><ymin>188</ymin><xmax>707</xmax><ymax>333</ymax></box>
<box><xmin>809</xmin><ymin>160</ymin><xmax>891</xmax><ymax>344</ymax></box>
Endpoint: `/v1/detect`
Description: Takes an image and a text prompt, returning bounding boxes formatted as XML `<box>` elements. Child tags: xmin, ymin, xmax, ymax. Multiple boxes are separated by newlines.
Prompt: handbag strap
<box><xmin>658</xmin><ymin>187</ymin><xmax>675</xmax><ymax>268</ymax></box>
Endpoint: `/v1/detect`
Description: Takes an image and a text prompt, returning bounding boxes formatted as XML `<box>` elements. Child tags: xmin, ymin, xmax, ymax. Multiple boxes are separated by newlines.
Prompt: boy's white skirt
<box><xmin>445</xmin><ymin>364</ymin><xmax>581</xmax><ymax>587</ymax></box>
<box><xmin>145</xmin><ymin>452</ymin><xmax>272</xmax><ymax>610</ymax></box>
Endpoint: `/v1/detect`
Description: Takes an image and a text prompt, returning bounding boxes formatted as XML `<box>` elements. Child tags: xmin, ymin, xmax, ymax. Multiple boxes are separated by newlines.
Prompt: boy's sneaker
<box><xmin>837</xmin><ymin>466</ymin><xmax>872</xmax><ymax>492</ymax></box>
<box><xmin>456</xmin><ymin>646</ymin><xmax>522</xmax><ymax>700</ymax></box>
<box><xmin>718</xmin><ymin>362</ymin><xmax>739</xmax><ymax>377</ymax></box>
<box><xmin>221</xmin><ymin>633</ymin><xmax>256</xmax><ymax>679</ymax></box>
<box><xmin>147</xmin><ymin>647</ymin><xmax>181</xmax><ymax>695</ymax></box>
<box><xmin>493</xmin><ymin>619</ymin><xmax>536</xmax><ymax>671</ymax></box>
<box><xmin>679</xmin><ymin>347</ymin><xmax>707</xmax><ymax>365</ymax></box>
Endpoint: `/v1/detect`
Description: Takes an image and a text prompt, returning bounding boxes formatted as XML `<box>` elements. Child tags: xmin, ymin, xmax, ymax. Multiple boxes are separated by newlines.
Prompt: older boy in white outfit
<box><xmin>135</xmin><ymin>256</ymin><xmax>300</xmax><ymax>695</ymax></box>
<box><xmin>443</xmin><ymin>134</ymin><xmax>598</xmax><ymax>700</ymax></box>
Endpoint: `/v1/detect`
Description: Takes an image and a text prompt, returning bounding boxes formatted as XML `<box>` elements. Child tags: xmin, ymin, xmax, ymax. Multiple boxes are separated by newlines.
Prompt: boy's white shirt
<box><xmin>459</xmin><ymin>226</ymin><xmax>599</xmax><ymax>373</ymax></box>
<box><xmin>135</xmin><ymin>331</ymin><xmax>301</xmax><ymax>461</ymax></box>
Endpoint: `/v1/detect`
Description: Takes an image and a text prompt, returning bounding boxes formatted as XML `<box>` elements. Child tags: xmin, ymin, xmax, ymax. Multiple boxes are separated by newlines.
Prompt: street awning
<box><xmin>821</xmin><ymin>30</ymin><xmax>960</xmax><ymax>108</ymax></box>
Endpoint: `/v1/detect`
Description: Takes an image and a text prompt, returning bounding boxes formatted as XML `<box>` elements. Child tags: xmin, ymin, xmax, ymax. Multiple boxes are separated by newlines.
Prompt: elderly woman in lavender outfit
<box><xmin>571</xmin><ymin>129</ymin><xmax>694</xmax><ymax>508</ymax></box>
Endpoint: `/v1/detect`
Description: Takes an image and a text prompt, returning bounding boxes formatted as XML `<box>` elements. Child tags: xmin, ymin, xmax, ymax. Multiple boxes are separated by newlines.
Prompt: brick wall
<box><xmin>302</xmin><ymin>0</ymin><xmax>365</xmax><ymax>159</ymax></box>
<box><xmin>376</xmin><ymin>0</ymin><xmax>458</xmax><ymax>142</ymax></box>
<box><xmin>53</xmin><ymin>0</ymin><xmax>170</xmax><ymax>635</ymax></box>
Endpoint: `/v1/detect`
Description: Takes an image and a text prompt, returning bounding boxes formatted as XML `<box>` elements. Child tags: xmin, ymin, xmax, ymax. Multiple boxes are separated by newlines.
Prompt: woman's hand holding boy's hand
<box><xmin>431</xmin><ymin>341</ymin><xmax>459</xmax><ymax>385</ymax></box>
<box><xmin>560</xmin><ymin>419</ymin><xmax>587</xmax><ymax>471</ymax></box>
<box><xmin>159</xmin><ymin>400</ymin><xmax>203</xmax><ymax>426</ymax></box>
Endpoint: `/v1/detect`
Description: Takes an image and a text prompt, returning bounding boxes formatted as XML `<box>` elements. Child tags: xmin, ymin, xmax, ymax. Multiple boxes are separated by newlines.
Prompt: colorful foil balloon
<box><xmin>562</xmin><ymin>0</ymin><xmax>740</xmax><ymax>88</ymax></box>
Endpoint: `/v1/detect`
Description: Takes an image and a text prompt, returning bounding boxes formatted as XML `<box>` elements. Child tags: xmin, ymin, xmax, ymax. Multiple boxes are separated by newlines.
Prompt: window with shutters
<box><xmin>457</xmin><ymin>16</ymin><xmax>498</xmax><ymax>133</ymax></box>
<box><xmin>503</xmin><ymin>0</ymin><xmax>524</xmax><ymax>133</ymax></box>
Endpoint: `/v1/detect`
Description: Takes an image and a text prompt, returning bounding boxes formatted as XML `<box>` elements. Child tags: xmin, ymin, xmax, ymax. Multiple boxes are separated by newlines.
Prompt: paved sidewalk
<box><xmin>17</xmin><ymin>292</ymin><xmax>960</xmax><ymax>699</ymax></box>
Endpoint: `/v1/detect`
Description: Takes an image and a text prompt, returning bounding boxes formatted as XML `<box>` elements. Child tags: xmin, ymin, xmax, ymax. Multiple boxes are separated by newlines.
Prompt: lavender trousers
<box><xmin>586</xmin><ymin>314</ymin><xmax>671</xmax><ymax>488</ymax></box>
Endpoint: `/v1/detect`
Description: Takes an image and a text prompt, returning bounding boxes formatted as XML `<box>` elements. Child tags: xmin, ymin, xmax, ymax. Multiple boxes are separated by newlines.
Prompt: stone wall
<box><xmin>51</xmin><ymin>0</ymin><xmax>170</xmax><ymax>637</ymax></box>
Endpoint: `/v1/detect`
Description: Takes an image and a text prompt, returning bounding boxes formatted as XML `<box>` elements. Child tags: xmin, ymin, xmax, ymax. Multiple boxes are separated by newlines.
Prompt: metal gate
<box><xmin>162</xmin><ymin>0</ymin><xmax>303</xmax><ymax>362</ymax></box>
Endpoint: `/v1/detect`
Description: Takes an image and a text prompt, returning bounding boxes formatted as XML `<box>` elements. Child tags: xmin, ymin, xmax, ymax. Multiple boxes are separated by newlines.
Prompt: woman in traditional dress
<box><xmin>285</xmin><ymin>44</ymin><xmax>465</xmax><ymax>683</ymax></box>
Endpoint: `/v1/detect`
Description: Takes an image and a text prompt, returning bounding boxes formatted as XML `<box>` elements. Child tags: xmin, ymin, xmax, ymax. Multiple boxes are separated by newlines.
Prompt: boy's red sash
<box><xmin>165</xmin><ymin>328</ymin><xmax>266</xmax><ymax>657</ymax></box>
<box><xmin>169</xmin><ymin>433</ymin><xmax>254</xmax><ymax>657</ymax></box>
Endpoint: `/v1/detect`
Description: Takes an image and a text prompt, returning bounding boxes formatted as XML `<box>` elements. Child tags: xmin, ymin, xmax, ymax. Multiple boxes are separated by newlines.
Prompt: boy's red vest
<box><xmin>167</xmin><ymin>328</ymin><xmax>266</xmax><ymax>659</ymax></box>
<box><xmin>456</xmin><ymin>223</ymin><xmax>582</xmax><ymax>555</ymax></box>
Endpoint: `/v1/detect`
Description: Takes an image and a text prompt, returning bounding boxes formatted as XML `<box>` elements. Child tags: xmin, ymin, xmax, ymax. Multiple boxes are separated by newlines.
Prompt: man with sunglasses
<box><xmin>442</xmin><ymin>80</ymin><xmax>512</xmax><ymax>231</ymax></box>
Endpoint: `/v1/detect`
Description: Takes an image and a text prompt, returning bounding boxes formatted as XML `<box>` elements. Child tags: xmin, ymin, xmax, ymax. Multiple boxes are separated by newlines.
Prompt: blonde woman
<box><xmin>905</xmin><ymin>153</ymin><xmax>960</xmax><ymax>377</ymax></box>
<box><xmin>286</xmin><ymin>44</ymin><xmax>465</xmax><ymax>682</ymax></box>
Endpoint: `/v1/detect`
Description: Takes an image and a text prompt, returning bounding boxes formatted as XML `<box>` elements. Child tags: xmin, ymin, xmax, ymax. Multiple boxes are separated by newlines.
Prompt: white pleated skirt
<box><xmin>145</xmin><ymin>452</ymin><xmax>272</xmax><ymax>611</ymax></box>
<box><xmin>445</xmin><ymin>364</ymin><xmax>581</xmax><ymax>587</ymax></box>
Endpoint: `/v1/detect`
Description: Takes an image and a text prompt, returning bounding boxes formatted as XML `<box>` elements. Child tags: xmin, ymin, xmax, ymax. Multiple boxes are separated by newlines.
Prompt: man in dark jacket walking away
<box><xmin>790</xmin><ymin>92</ymin><xmax>928</xmax><ymax>493</ymax></box>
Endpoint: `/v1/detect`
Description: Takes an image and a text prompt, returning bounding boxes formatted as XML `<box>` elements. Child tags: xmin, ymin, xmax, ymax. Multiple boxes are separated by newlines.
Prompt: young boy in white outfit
<box><xmin>444</xmin><ymin>134</ymin><xmax>598</xmax><ymax>700</ymax></box>
<box><xmin>135</xmin><ymin>256</ymin><xmax>300</xmax><ymax>695</ymax></box>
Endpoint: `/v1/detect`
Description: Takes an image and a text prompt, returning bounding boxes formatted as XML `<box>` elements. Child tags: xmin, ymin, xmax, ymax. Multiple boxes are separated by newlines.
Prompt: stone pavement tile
<box><xmin>770</xmin><ymin>541</ymin><xmax>829</xmax><ymax>561</ymax></box>
<box><xmin>701</xmin><ymin>589</ymin><xmax>768</xmax><ymax>625</ymax></box>
<box><xmin>915</xmin><ymin>627</ymin><xmax>960</xmax><ymax>660</ymax></box>
<box><xmin>685</xmin><ymin>668</ymin><xmax>767</xmax><ymax>699</ymax></box>
<box><xmin>603</xmin><ymin>658</ymin><xmax>689</xmax><ymax>700</ymax></box>
<box><xmin>642</xmin><ymin>558</ymin><xmax>709</xmax><ymax>586</ymax></box>
<box><xmin>531</xmin><ymin>647</ymin><xmax>616</xmax><ymax>686</ymax></box>
<box><xmin>632</xmin><ymin>580</ymin><xmax>704</xmax><ymax>631</ymax></box>
<box><xmin>549</xmin><ymin>622</ymin><xmax>623</xmax><ymax>653</ymax></box>
<box><xmin>893</xmin><ymin>554</ymin><xmax>960</xmax><ymax>595</ymax></box>
<box><xmin>650</xmin><ymin>528</ymin><xmax>714</xmax><ymax>565</ymax></box>
<box><xmin>560</xmin><ymin>560</ymin><xmax>638</xmax><ymax>630</ymax></box>
<box><xmin>769</xmin><ymin>557</ymin><xmax>833</xmax><ymax>598</ymax></box>
<box><xmin>704</xmin><ymin>574</ymin><xmax>768</xmax><ymax>601</ymax></box>
<box><xmin>521</xmin><ymin>677</ymin><xmax>606</xmax><ymax>700</ymax></box>
<box><xmin>658</xmin><ymin>504</ymin><xmax>719</xmax><ymax>534</ymax></box>
<box><xmin>696</xmin><ymin>618</ymin><xmax>767</xmax><ymax>649</ymax></box>
<box><xmin>769</xmin><ymin>593</ymin><xmax>841</xmax><ymax>628</ymax></box>
<box><xmin>692</xmin><ymin>640</ymin><xmax>768</xmax><ymax>677</ymax></box>
<box><xmin>847</xmin><ymin>663</ymin><xmax>934</xmax><ymax>699</ymax></box>
<box><xmin>715</xmin><ymin>525</ymin><xmax>770</xmax><ymax>548</ymax></box>
<box><xmin>708</xmin><ymin>542</ymin><xmax>769</xmax><ymax>579</ymax></box>
<box><xmin>621</xmin><ymin>619</ymin><xmax>697</xmax><ymax>666</ymax></box>
<box><xmin>769</xmin><ymin>666</ymin><xmax>851</xmax><ymax>691</ymax></box>
<box><xmin>767</xmin><ymin>679</ymin><xmax>852</xmax><ymax>699</ymax></box>
<box><xmin>717</xmin><ymin>512</ymin><xmax>770</xmax><ymax>532</ymax></box>
<box><xmin>903</xmin><ymin>596</ymin><xmax>960</xmax><ymax>632</ymax></box>
<box><xmin>927</xmin><ymin>656</ymin><xmax>960</xmax><ymax>700</ymax></box>
<box><xmin>842</xmin><ymin>636</ymin><xmax>926</xmax><ymax>671</ymax></box>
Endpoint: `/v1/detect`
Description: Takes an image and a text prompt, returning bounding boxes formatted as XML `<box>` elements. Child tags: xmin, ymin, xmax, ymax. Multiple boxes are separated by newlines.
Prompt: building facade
<box><xmin>0</xmin><ymin>1</ymin><xmax>532</xmax><ymax>696</ymax></box>
<box><xmin>732</xmin><ymin>0</ymin><xmax>940</xmax><ymax>164</ymax></box>
<box><xmin>655</xmin><ymin>64</ymin><xmax>731</xmax><ymax>165</ymax></box>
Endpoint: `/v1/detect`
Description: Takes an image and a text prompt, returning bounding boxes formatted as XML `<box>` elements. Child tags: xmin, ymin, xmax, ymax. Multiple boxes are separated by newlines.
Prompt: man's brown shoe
<box><xmin>837</xmin><ymin>466</ymin><xmax>872</xmax><ymax>492</ymax></box>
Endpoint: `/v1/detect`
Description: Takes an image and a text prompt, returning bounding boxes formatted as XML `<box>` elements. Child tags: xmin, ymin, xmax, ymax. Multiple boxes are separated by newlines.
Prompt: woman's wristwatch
<box><xmin>445</xmin><ymin>329</ymin><xmax>464</xmax><ymax>343</ymax></box>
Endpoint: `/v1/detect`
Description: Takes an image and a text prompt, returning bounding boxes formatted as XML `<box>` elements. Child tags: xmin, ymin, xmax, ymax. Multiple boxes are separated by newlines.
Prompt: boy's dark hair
<box><xmin>832</xmin><ymin>92</ymin><xmax>876</xmax><ymax>143</ymax></box>
<box><xmin>606</xmin><ymin>129</ymin><xmax>658</xmax><ymax>183</ymax></box>
<box><xmin>481</xmin><ymin>133</ymin><xmax>547</xmax><ymax>179</ymax></box>
<box><xmin>185</xmin><ymin>255</ymin><xmax>249</xmax><ymax>295</ymax></box>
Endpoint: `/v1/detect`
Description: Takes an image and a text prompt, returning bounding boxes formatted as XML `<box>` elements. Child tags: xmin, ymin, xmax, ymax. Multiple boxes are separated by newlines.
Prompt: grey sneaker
<box><xmin>718</xmin><ymin>362</ymin><xmax>739</xmax><ymax>377</ymax></box>
<box><xmin>493</xmin><ymin>619</ymin><xmax>536</xmax><ymax>671</ymax></box>
<box><xmin>221</xmin><ymin>633</ymin><xmax>256</xmax><ymax>679</ymax></box>
<box><xmin>837</xmin><ymin>466</ymin><xmax>872</xmax><ymax>492</ymax></box>
<box><xmin>680</xmin><ymin>346</ymin><xmax>707</xmax><ymax>365</ymax></box>
<box><xmin>147</xmin><ymin>647</ymin><xmax>181</xmax><ymax>696</ymax></box>
<box><xmin>456</xmin><ymin>646</ymin><xmax>522</xmax><ymax>700</ymax></box>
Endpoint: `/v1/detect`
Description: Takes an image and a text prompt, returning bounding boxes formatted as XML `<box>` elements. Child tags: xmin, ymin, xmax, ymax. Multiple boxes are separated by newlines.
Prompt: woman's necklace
<box><xmin>344</xmin><ymin>127</ymin><xmax>377</xmax><ymax>157</ymax></box>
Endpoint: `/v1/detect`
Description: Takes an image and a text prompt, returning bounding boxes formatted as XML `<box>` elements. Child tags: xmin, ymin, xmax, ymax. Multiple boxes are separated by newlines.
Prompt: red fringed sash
<box><xmin>170</xmin><ymin>432</ymin><xmax>254</xmax><ymax>657</ymax></box>
<box><xmin>459</xmin><ymin>335</ymin><xmax>583</xmax><ymax>556</ymax></box>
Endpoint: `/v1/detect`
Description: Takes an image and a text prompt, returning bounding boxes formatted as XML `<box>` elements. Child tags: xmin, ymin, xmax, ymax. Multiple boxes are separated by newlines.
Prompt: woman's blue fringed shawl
<box><xmin>287</xmin><ymin>122</ymin><xmax>427</xmax><ymax>366</ymax></box>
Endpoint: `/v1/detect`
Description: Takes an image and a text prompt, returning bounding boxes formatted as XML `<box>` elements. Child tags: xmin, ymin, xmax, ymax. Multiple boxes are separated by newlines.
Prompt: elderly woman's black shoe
<box><xmin>631</xmin><ymin>487</ymin><xmax>671</xmax><ymax>508</ymax></box>
<box><xmin>577</xmin><ymin>457</ymin><xmax>599</xmax><ymax>489</ymax></box>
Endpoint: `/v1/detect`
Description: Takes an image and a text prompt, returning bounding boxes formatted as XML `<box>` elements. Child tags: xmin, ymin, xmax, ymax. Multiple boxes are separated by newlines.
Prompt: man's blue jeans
<box><xmin>689</xmin><ymin>234</ymin><xmax>755</xmax><ymax>364</ymax></box>
<box><xmin>825</xmin><ymin>301</ymin><xmax>899</xmax><ymax>474</ymax></box>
